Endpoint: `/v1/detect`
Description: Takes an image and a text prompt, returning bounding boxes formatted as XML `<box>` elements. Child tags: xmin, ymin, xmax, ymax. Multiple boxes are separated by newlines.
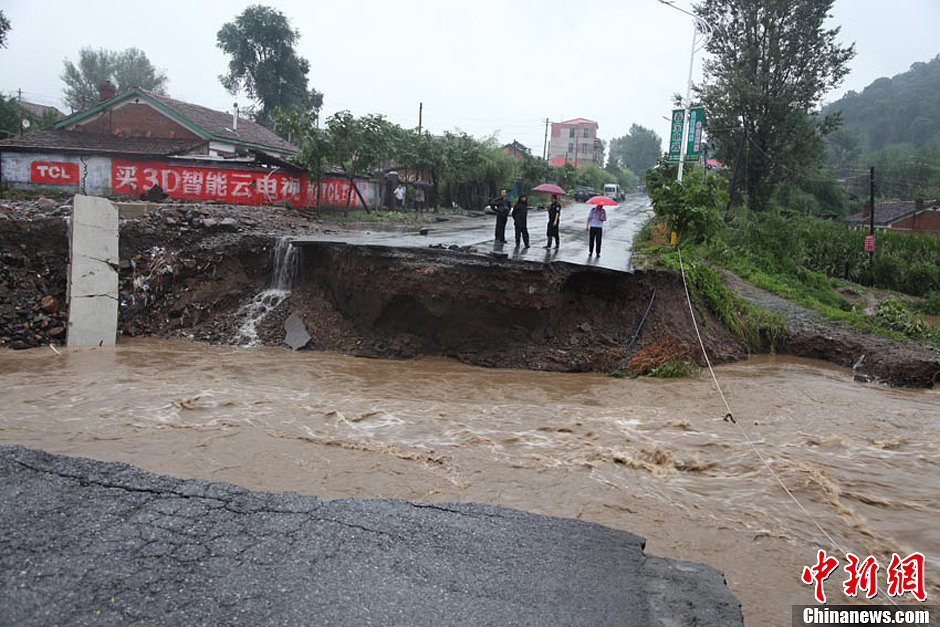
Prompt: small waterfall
<box><xmin>233</xmin><ymin>238</ymin><xmax>298</xmax><ymax>346</ymax></box>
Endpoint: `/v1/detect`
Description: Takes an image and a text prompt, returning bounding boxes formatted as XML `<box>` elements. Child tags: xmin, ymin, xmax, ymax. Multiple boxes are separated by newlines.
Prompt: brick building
<box><xmin>546</xmin><ymin>118</ymin><xmax>603</xmax><ymax>168</ymax></box>
<box><xmin>843</xmin><ymin>199</ymin><xmax>940</xmax><ymax>234</ymax></box>
<box><xmin>0</xmin><ymin>85</ymin><xmax>378</xmax><ymax>208</ymax></box>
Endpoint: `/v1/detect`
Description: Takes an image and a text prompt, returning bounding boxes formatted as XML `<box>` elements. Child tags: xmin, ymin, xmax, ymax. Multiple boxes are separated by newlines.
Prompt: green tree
<box><xmin>695</xmin><ymin>0</ymin><xmax>855</xmax><ymax>211</ymax></box>
<box><xmin>217</xmin><ymin>5</ymin><xmax>322</xmax><ymax>128</ymax></box>
<box><xmin>609</xmin><ymin>124</ymin><xmax>663</xmax><ymax>176</ymax></box>
<box><xmin>61</xmin><ymin>47</ymin><xmax>167</xmax><ymax>111</ymax></box>
<box><xmin>0</xmin><ymin>10</ymin><xmax>11</xmax><ymax>48</ymax></box>
<box><xmin>325</xmin><ymin>111</ymin><xmax>400</xmax><ymax>210</ymax></box>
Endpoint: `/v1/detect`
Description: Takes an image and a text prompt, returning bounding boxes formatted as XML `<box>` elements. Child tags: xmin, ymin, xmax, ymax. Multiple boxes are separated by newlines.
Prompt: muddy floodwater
<box><xmin>1</xmin><ymin>339</ymin><xmax>938</xmax><ymax>625</ymax></box>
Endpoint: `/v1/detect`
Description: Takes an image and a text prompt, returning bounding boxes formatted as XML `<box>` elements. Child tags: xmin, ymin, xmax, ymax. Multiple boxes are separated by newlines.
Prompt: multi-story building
<box><xmin>546</xmin><ymin>118</ymin><xmax>603</xmax><ymax>168</ymax></box>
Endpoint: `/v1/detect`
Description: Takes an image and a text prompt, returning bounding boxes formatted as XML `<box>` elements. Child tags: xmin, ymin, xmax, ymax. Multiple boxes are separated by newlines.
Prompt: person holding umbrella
<box><xmin>511</xmin><ymin>194</ymin><xmax>530</xmax><ymax>248</ymax></box>
<box><xmin>545</xmin><ymin>195</ymin><xmax>561</xmax><ymax>249</ymax></box>
<box><xmin>531</xmin><ymin>183</ymin><xmax>566</xmax><ymax>250</ymax></box>
<box><xmin>585</xmin><ymin>196</ymin><xmax>614</xmax><ymax>256</ymax></box>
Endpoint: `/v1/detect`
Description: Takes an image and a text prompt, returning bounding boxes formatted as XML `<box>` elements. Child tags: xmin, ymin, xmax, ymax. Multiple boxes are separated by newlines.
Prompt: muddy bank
<box><xmin>2</xmin><ymin>198</ymin><xmax>938</xmax><ymax>385</ymax></box>
<box><xmin>723</xmin><ymin>272</ymin><xmax>940</xmax><ymax>388</ymax></box>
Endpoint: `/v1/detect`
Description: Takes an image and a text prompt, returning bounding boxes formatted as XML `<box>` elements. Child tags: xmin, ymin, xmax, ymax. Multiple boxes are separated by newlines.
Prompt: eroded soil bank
<box><xmin>1</xmin><ymin>199</ymin><xmax>938</xmax><ymax>385</ymax></box>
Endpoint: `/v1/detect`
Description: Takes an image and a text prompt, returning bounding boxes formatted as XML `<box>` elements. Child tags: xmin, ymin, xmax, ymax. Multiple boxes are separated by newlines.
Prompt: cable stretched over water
<box><xmin>674</xmin><ymin>246</ymin><xmax>902</xmax><ymax>606</ymax></box>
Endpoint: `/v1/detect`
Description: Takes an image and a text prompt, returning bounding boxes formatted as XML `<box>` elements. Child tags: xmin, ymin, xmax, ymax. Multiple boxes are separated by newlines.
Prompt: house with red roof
<box><xmin>546</xmin><ymin>118</ymin><xmax>603</xmax><ymax>168</ymax></box>
<box><xmin>0</xmin><ymin>85</ymin><xmax>377</xmax><ymax>208</ymax></box>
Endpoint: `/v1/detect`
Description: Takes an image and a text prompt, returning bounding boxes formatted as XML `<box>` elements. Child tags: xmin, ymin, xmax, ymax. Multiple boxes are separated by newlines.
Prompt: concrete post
<box><xmin>67</xmin><ymin>195</ymin><xmax>119</xmax><ymax>347</ymax></box>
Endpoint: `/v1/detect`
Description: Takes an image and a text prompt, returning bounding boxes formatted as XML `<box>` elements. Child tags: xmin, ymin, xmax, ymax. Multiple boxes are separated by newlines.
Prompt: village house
<box><xmin>546</xmin><ymin>118</ymin><xmax>603</xmax><ymax>168</ymax></box>
<box><xmin>0</xmin><ymin>84</ymin><xmax>378</xmax><ymax>208</ymax></box>
<box><xmin>501</xmin><ymin>140</ymin><xmax>530</xmax><ymax>160</ymax></box>
<box><xmin>842</xmin><ymin>198</ymin><xmax>940</xmax><ymax>234</ymax></box>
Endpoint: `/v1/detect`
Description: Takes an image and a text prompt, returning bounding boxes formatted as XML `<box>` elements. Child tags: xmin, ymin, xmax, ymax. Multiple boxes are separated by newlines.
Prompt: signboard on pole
<box><xmin>667</xmin><ymin>109</ymin><xmax>685</xmax><ymax>163</ymax></box>
<box><xmin>864</xmin><ymin>234</ymin><xmax>875</xmax><ymax>253</ymax></box>
<box><xmin>685</xmin><ymin>107</ymin><xmax>705</xmax><ymax>161</ymax></box>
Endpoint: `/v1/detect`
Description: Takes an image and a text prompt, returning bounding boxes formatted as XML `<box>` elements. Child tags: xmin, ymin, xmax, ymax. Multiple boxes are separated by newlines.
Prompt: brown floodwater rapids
<box><xmin>1</xmin><ymin>339</ymin><xmax>938</xmax><ymax>625</ymax></box>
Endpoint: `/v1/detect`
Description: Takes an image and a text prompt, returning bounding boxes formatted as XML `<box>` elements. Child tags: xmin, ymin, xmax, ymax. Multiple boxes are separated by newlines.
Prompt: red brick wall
<box><xmin>72</xmin><ymin>103</ymin><xmax>200</xmax><ymax>140</ymax></box>
<box><xmin>891</xmin><ymin>210</ymin><xmax>940</xmax><ymax>233</ymax></box>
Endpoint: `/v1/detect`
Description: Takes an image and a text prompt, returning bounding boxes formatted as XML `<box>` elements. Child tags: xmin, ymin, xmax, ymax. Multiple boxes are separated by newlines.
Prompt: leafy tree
<box><xmin>648</xmin><ymin>169</ymin><xmax>728</xmax><ymax>244</ymax></box>
<box><xmin>217</xmin><ymin>5</ymin><xmax>322</xmax><ymax>128</ymax></box>
<box><xmin>695</xmin><ymin>0</ymin><xmax>855</xmax><ymax>212</ymax></box>
<box><xmin>61</xmin><ymin>47</ymin><xmax>167</xmax><ymax>111</ymax></box>
<box><xmin>609</xmin><ymin>124</ymin><xmax>663</xmax><ymax>176</ymax></box>
<box><xmin>0</xmin><ymin>95</ymin><xmax>63</xmax><ymax>139</ymax></box>
<box><xmin>0</xmin><ymin>10</ymin><xmax>11</xmax><ymax>48</ymax></box>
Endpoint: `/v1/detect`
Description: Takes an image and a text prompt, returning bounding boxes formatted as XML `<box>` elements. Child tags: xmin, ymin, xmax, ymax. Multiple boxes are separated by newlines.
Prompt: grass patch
<box><xmin>645</xmin><ymin>358</ymin><xmax>700</xmax><ymax>378</ymax></box>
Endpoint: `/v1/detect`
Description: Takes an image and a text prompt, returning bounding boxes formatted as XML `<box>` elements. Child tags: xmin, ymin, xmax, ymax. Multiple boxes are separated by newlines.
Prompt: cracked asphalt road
<box><xmin>0</xmin><ymin>445</ymin><xmax>742</xmax><ymax>626</ymax></box>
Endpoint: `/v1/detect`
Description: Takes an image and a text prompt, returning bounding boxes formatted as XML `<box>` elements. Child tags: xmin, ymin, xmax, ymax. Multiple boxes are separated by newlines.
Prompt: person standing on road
<box><xmin>512</xmin><ymin>194</ymin><xmax>530</xmax><ymax>248</ymax></box>
<box><xmin>544</xmin><ymin>195</ymin><xmax>561</xmax><ymax>249</ymax></box>
<box><xmin>393</xmin><ymin>184</ymin><xmax>406</xmax><ymax>210</ymax></box>
<box><xmin>415</xmin><ymin>185</ymin><xmax>426</xmax><ymax>213</ymax></box>
<box><xmin>586</xmin><ymin>203</ymin><xmax>607</xmax><ymax>256</ymax></box>
<box><xmin>492</xmin><ymin>189</ymin><xmax>510</xmax><ymax>242</ymax></box>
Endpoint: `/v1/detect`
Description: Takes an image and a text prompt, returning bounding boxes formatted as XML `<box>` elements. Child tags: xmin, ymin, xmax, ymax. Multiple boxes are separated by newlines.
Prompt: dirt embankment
<box><xmin>2</xmin><ymin>198</ymin><xmax>938</xmax><ymax>385</ymax></box>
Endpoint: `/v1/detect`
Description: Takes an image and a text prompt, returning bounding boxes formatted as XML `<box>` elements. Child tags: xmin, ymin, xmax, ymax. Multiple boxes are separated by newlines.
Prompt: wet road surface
<box><xmin>294</xmin><ymin>194</ymin><xmax>652</xmax><ymax>272</ymax></box>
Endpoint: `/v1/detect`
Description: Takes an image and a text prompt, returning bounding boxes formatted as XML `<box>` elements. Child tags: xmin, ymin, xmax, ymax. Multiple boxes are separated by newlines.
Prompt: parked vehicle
<box><xmin>603</xmin><ymin>183</ymin><xmax>625</xmax><ymax>201</ymax></box>
<box><xmin>572</xmin><ymin>186</ymin><xmax>600</xmax><ymax>202</ymax></box>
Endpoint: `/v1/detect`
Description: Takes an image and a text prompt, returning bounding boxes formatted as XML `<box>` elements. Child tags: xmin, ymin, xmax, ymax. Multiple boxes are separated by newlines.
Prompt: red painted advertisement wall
<box><xmin>31</xmin><ymin>161</ymin><xmax>80</xmax><ymax>184</ymax></box>
<box><xmin>110</xmin><ymin>159</ymin><xmax>372</xmax><ymax>208</ymax></box>
<box><xmin>112</xmin><ymin>159</ymin><xmax>307</xmax><ymax>206</ymax></box>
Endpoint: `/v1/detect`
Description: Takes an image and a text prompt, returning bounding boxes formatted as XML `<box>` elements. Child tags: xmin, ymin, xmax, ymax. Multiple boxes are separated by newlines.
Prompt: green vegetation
<box><xmin>61</xmin><ymin>48</ymin><xmax>168</xmax><ymax>111</ymax></box>
<box><xmin>696</xmin><ymin>0</ymin><xmax>855</xmax><ymax>212</ymax></box>
<box><xmin>644</xmin><ymin>359</ymin><xmax>700</xmax><ymax>379</ymax></box>
<box><xmin>0</xmin><ymin>9</ymin><xmax>10</xmax><ymax>48</ymax></box>
<box><xmin>640</xmin><ymin>156</ymin><xmax>940</xmax><ymax>348</ymax></box>
<box><xmin>608</xmin><ymin>124</ymin><xmax>663</xmax><ymax>179</ymax></box>
<box><xmin>217</xmin><ymin>4</ymin><xmax>323</xmax><ymax>127</ymax></box>
<box><xmin>823</xmin><ymin>56</ymin><xmax>940</xmax><ymax>201</ymax></box>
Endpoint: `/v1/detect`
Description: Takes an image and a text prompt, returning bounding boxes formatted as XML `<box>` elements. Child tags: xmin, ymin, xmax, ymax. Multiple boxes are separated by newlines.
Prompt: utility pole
<box><xmin>542</xmin><ymin>118</ymin><xmax>550</xmax><ymax>160</ymax></box>
<box><xmin>418</xmin><ymin>102</ymin><xmax>423</xmax><ymax>136</ymax></box>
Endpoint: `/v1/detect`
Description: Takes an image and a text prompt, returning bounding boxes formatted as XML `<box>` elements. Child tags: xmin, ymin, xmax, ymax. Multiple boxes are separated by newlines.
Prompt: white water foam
<box><xmin>233</xmin><ymin>239</ymin><xmax>298</xmax><ymax>346</ymax></box>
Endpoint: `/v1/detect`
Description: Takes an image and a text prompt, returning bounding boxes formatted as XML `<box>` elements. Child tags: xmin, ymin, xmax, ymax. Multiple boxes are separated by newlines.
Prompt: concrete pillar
<box><xmin>67</xmin><ymin>195</ymin><xmax>119</xmax><ymax>347</ymax></box>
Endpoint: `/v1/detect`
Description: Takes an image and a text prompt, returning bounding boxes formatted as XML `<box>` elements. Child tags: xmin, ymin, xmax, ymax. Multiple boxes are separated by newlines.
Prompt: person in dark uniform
<box><xmin>544</xmin><ymin>195</ymin><xmax>561</xmax><ymax>249</ymax></box>
<box><xmin>512</xmin><ymin>194</ymin><xmax>530</xmax><ymax>248</ymax></box>
<box><xmin>492</xmin><ymin>189</ymin><xmax>510</xmax><ymax>242</ymax></box>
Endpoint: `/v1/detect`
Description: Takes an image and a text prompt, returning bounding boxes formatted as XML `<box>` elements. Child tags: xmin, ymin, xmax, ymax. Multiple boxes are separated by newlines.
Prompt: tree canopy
<box><xmin>217</xmin><ymin>4</ymin><xmax>323</xmax><ymax>128</ymax></box>
<box><xmin>695</xmin><ymin>0</ymin><xmax>855</xmax><ymax>211</ymax></box>
<box><xmin>608</xmin><ymin>124</ymin><xmax>663</xmax><ymax>177</ymax></box>
<box><xmin>0</xmin><ymin>10</ymin><xmax>11</xmax><ymax>48</ymax></box>
<box><xmin>61</xmin><ymin>47</ymin><xmax>168</xmax><ymax>111</ymax></box>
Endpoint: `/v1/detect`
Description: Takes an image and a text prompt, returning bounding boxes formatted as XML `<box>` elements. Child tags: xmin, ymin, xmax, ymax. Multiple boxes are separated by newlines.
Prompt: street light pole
<box><xmin>677</xmin><ymin>21</ymin><xmax>697</xmax><ymax>182</ymax></box>
<box><xmin>657</xmin><ymin>1</ymin><xmax>711</xmax><ymax>183</ymax></box>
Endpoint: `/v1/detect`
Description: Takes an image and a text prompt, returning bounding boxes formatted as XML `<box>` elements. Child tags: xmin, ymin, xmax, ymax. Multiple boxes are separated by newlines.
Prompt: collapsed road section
<box><xmin>2</xmin><ymin>199</ymin><xmax>938</xmax><ymax>385</ymax></box>
<box><xmin>0</xmin><ymin>444</ymin><xmax>744</xmax><ymax>626</ymax></box>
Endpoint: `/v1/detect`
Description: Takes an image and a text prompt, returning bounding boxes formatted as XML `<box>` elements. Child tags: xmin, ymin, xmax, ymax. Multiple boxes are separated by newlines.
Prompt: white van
<box><xmin>603</xmin><ymin>183</ymin><xmax>622</xmax><ymax>201</ymax></box>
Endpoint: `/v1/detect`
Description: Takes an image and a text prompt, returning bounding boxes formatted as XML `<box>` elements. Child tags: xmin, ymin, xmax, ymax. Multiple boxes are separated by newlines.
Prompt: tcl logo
<box><xmin>31</xmin><ymin>161</ymin><xmax>80</xmax><ymax>184</ymax></box>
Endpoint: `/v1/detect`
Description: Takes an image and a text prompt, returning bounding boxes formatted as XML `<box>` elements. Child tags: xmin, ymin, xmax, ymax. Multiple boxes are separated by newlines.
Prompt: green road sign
<box><xmin>685</xmin><ymin>107</ymin><xmax>705</xmax><ymax>160</ymax></box>
<box><xmin>667</xmin><ymin>108</ymin><xmax>684</xmax><ymax>163</ymax></box>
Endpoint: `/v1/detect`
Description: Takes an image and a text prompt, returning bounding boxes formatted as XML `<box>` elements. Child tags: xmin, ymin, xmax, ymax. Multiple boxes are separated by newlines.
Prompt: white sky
<box><xmin>1</xmin><ymin>0</ymin><xmax>938</xmax><ymax>155</ymax></box>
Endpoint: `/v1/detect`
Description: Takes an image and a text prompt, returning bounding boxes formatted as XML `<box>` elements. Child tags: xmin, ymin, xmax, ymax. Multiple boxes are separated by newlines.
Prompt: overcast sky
<box><xmin>1</xmin><ymin>0</ymin><xmax>938</xmax><ymax>155</ymax></box>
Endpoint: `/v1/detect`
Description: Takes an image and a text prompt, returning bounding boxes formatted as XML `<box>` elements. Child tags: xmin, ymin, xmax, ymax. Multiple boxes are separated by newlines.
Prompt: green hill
<box><xmin>826</xmin><ymin>55</ymin><xmax>940</xmax><ymax>152</ymax></box>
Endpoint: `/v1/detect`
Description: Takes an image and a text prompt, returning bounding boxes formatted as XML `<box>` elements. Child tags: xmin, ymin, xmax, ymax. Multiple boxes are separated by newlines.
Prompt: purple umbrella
<box><xmin>532</xmin><ymin>183</ymin><xmax>567</xmax><ymax>196</ymax></box>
